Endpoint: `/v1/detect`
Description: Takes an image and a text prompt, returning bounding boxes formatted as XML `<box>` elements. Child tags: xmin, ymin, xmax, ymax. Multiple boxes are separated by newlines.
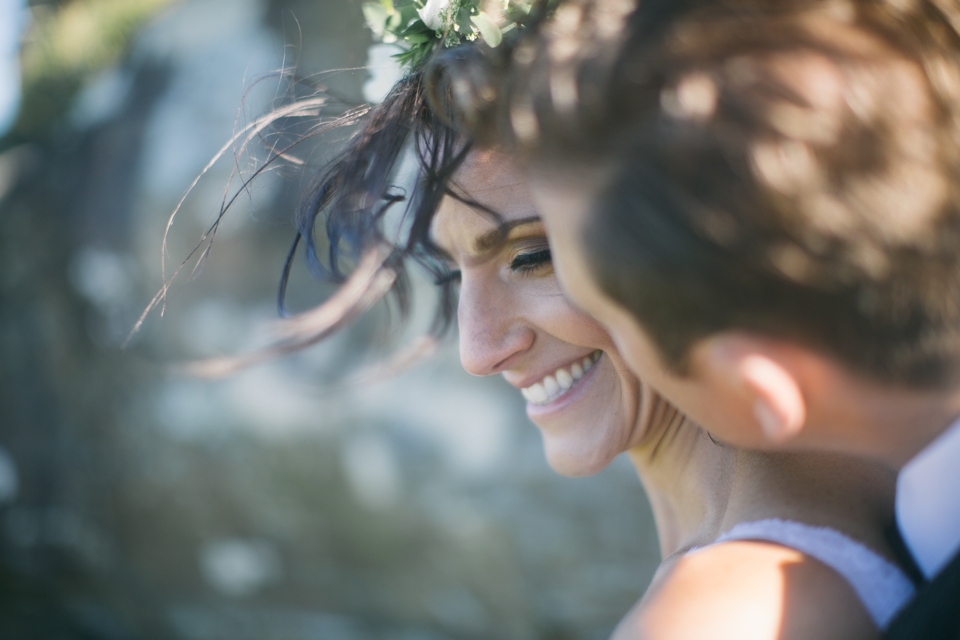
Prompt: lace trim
<box><xmin>714</xmin><ymin>519</ymin><xmax>915</xmax><ymax>629</ymax></box>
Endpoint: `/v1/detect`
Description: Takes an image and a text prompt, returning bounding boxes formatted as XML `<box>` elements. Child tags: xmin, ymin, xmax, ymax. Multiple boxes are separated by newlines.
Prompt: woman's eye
<box><xmin>510</xmin><ymin>248</ymin><xmax>552</xmax><ymax>274</ymax></box>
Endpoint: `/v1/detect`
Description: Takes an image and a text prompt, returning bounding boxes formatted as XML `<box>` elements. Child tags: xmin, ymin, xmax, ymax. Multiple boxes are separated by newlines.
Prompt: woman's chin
<box><xmin>541</xmin><ymin>438</ymin><xmax>616</xmax><ymax>477</ymax></box>
<box><xmin>522</xmin><ymin>351</ymin><xmax>640</xmax><ymax>477</ymax></box>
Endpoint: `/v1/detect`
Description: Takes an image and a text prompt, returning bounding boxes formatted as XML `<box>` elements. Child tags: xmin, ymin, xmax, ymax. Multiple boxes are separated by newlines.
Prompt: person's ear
<box><xmin>695</xmin><ymin>335</ymin><xmax>808</xmax><ymax>444</ymax></box>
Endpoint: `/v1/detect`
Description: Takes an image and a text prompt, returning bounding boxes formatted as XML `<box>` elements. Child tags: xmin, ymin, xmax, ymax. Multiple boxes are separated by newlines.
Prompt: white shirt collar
<box><xmin>896</xmin><ymin>414</ymin><xmax>960</xmax><ymax>579</ymax></box>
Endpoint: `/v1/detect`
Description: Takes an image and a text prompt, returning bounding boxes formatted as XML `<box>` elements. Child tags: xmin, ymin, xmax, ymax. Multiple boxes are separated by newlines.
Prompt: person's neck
<box><xmin>803</xmin><ymin>372</ymin><xmax>960</xmax><ymax>469</ymax></box>
<box><xmin>719</xmin><ymin>450</ymin><xmax>897</xmax><ymax>555</ymax></box>
<box><xmin>627</xmin><ymin>418</ymin><xmax>736</xmax><ymax>559</ymax></box>
<box><xmin>628</xmin><ymin>419</ymin><xmax>898</xmax><ymax>562</ymax></box>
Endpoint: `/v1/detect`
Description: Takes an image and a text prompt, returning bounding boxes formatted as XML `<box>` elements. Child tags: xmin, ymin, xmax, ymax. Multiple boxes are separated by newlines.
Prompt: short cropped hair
<box><xmin>468</xmin><ymin>0</ymin><xmax>960</xmax><ymax>386</ymax></box>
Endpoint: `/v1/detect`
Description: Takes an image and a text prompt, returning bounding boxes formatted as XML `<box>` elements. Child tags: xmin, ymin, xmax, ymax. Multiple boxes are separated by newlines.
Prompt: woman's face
<box><xmin>431</xmin><ymin>150</ymin><xmax>650</xmax><ymax>476</ymax></box>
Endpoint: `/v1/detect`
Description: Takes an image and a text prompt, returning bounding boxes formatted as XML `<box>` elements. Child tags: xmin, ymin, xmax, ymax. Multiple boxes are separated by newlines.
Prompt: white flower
<box><xmin>418</xmin><ymin>0</ymin><xmax>453</xmax><ymax>30</ymax></box>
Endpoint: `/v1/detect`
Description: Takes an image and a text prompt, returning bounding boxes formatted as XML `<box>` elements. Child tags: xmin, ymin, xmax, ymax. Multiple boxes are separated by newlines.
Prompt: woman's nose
<box><xmin>457</xmin><ymin>276</ymin><xmax>534</xmax><ymax>377</ymax></box>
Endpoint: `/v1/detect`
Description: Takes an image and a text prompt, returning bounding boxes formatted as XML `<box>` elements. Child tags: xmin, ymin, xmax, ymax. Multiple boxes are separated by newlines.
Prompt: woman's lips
<box><xmin>520</xmin><ymin>350</ymin><xmax>602</xmax><ymax>406</ymax></box>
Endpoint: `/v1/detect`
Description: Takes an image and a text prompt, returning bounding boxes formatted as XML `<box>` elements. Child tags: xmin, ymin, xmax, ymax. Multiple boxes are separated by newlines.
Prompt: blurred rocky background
<box><xmin>0</xmin><ymin>1</ymin><xmax>660</xmax><ymax>638</ymax></box>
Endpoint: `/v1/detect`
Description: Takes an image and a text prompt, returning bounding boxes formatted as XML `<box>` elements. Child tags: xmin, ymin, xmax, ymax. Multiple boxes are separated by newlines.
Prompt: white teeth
<box><xmin>520</xmin><ymin>351</ymin><xmax>603</xmax><ymax>405</ymax></box>
<box><xmin>543</xmin><ymin>375</ymin><xmax>559</xmax><ymax>397</ymax></box>
<box><xmin>581</xmin><ymin>350</ymin><xmax>602</xmax><ymax>374</ymax></box>
<box><xmin>522</xmin><ymin>383</ymin><xmax>548</xmax><ymax>404</ymax></box>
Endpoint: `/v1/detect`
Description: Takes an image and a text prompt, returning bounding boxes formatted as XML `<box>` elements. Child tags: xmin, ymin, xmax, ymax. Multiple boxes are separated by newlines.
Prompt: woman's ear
<box><xmin>697</xmin><ymin>335</ymin><xmax>808</xmax><ymax>445</ymax></box>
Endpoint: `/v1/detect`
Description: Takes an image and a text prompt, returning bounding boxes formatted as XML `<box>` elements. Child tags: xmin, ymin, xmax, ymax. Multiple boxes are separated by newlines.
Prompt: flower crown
<box><xmin>364</xmin><ymin>0</ymin><xmax>535</xmax><ymax>69</ymax></box>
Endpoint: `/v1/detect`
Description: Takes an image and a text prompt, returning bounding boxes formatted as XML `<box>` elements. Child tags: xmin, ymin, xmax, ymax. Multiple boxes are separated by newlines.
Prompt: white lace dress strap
<box><xmin>714</xmin><ymin>519</ymin><xmax>915</xmax><ymax>630</ymax></box>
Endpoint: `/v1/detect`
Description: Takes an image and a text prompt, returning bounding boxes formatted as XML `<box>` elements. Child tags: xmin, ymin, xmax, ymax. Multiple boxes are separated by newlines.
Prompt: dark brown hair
<box><xmin>459</xmin><ymin>0</ymin><xmax>960</xmax><ymax>386</ymax></box>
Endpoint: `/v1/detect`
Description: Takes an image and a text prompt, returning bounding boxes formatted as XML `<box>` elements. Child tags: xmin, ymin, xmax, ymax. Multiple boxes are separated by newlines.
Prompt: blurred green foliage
<box><xmin>12</xmin><ymin>0</ymin><xmax>180</xmax><ymax>142</ymax></box>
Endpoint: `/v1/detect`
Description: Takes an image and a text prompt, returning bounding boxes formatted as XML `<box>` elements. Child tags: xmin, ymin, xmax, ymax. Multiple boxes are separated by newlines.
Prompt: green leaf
<box><xmin>393</xmin><ymin>42</ymin><xmax>431</xmax><ymax>68</ymax></box>
<box><xmin>398</xmin><ymin>5</ymin><xmax>420</xmax><ymax>23</ymax></box>
<box><xmin>471</xmin><ymin>11</ymin><xmax>502</xmax><ymax>47</ymax></box>
<box><xmin>386</xmin><ymin>10</ymin><xmax>405</xmax><ymax>31</ymax></box>
<box><xmin>401</xmin><ymin>21</ymin><xmax>433</xmax><ymax>35</ymax></box>
<box><xmin>403</xmin><ymin>33</ymin><xmax>431</xmax><ymax>44</ymax></box>
<box><xmin>505</xmin><ymin>0</ymin><xmax>537</xmax><ymax>23</ymax></box>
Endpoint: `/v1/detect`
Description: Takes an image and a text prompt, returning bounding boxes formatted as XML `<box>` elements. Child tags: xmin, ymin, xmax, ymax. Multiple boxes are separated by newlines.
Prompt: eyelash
<box><xmin>436</xmin><ymin>248</ymin><xmax>552</xmax><ymax>285</ymax></box>
<box><xmin>510</xmin><ymin>248</ymin><xmax>552</xmax><ymax>274</ymax></box>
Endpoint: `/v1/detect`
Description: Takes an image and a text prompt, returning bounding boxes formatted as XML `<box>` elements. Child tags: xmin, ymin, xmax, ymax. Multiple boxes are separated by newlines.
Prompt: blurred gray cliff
<box><xmin>0</xmin><ymin>1</ymin><xmax>659</xmax><ymax>638</ymax></box>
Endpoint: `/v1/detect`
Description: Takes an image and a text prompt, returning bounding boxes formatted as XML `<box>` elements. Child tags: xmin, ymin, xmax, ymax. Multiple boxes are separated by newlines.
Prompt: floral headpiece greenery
<box><xmin>363</xmin><ymin>0</ymin><xmax>535</xmax><ymax>69</ymax></box>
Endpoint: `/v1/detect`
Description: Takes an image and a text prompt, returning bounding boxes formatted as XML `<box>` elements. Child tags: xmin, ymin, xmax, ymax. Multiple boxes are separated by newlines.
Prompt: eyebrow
<box><xmin>474</xmin><ymin>216</ymin><xmax>543</xmax><ymax>254</ymax></box>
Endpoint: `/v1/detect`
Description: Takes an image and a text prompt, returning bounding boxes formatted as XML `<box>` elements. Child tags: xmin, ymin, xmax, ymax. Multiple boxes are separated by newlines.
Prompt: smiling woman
<box><xmin>430</xmin><ymin>150</ymin><xmax>643</xmax><ymax>476</ymax></box>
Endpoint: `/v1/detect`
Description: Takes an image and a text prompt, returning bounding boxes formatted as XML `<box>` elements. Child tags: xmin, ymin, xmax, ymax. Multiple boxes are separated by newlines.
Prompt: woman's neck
<box><xmin>718</xmin><ymin>450</ymin><xmax>897</xmax><ymax>554</ymax></box>
<box><xmin>628</xmin><ymin>416</ymin><xmax>897</xmax><ymax>561</ymax></box>
<box><xmin>626</xmin><ymin>414</ymin><xmax>736</xmax><ymax>559</ymax></box>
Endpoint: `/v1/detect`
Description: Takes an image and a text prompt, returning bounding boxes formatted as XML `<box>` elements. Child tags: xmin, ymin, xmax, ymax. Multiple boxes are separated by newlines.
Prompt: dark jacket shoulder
<box><xmin>885</xmin><ymin>549</ymin><xmax>960</xmax><ymax>639</ymax></box>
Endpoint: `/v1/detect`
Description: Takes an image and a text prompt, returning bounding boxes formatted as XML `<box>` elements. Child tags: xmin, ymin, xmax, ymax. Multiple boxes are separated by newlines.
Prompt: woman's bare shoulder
<box><xmin>612</xmin><ymin>540</ymin><xmax>878</xmax><ymax>640</ymax></box>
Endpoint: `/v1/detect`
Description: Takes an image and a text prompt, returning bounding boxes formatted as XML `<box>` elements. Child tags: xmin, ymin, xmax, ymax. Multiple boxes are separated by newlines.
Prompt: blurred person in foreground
<box><xmin>181</xmin><ymin>1</ymin><xmax>926</xmax><ymax>637</ymax></box>
<box><xmin>452</xmin><ymin>0</ymin><xmax>960</xmax><ymax>637</ymax></box>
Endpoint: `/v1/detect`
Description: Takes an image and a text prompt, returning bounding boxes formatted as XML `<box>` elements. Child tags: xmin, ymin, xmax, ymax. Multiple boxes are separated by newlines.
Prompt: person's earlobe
<box><xmin>701</xmin><ymin>337</ymin><xmax>808</xmax><ymax>444</ymax></box>
<box><xmin>738</xmin><ymin>354</ymin><xmax>807</xmax><ymax>443</ymax></box>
